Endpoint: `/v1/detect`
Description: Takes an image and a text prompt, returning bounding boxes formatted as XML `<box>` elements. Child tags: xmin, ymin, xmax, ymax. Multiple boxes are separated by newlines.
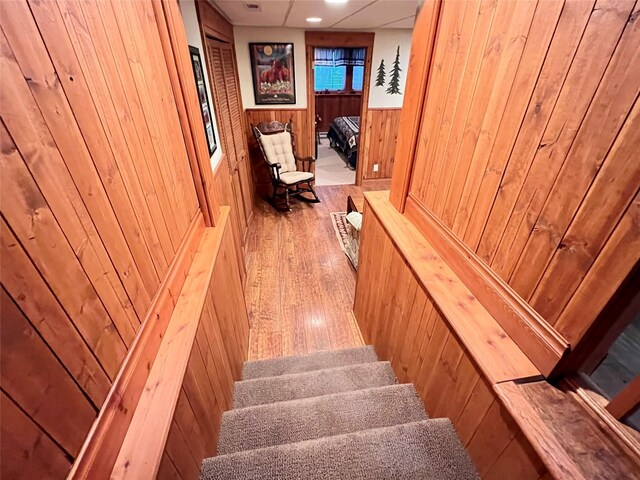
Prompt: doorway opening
<box><xmin>305</xmin><ymin>32</ymin><xmax>374</xmax><ymax>187</ymax></box>
<box><xmin>313</xmin><ymin>47</ymin><xmax>365</xmax><ymax>186</ymax></box>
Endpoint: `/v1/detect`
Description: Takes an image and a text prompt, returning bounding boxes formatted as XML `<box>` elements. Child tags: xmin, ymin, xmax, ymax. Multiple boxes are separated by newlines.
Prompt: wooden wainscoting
<box><xmin>212</xmin><ymin>155</ymin><xmax>253</xmax><ymax>286</ymax></box>
<box><xmin>360</xmin><ymin>108</ymin><xmax>401</xmax><ymax>180</ymax></box>
<box><xmin>315</xmin><ymin>93</ymin><xmax>362</xmax><ymax>132</ymax></box>
<box><xmin>111</xmin><ymin>209</ymin><xmax>248</xmax><ymax>479</ymax></box>
<box><xmin>400</xmin><ymin>0</ymin><xmax>640</xmax><ymax>345</ymax></box>
<box><xmin>354</xmin><ymin>193</ymin><xmax>546</xmax><ymax>478</ymax></box>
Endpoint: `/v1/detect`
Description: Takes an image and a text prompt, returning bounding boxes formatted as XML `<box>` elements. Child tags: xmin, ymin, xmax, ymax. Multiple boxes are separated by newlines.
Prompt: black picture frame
<box><xmin>249</xmin><ymin>42</ymin><xmax>296</xmax><ymax>105</ymax></box>
<box><xmin>189</xmin><ymin>45</ymin><xmax>217</xmax><ymax>156</ymax></box>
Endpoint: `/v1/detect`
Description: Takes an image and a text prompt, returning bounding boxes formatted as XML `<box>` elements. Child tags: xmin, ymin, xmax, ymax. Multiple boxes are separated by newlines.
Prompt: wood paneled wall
<box><xmin>354</xmin><ymin>199</ymin><xmax>547</xmax><ymax>479</ymax></box>
<box><xmin>157</xmin><ymin>216</ymin><xmax>248</xmax><ymax>479</ymax></box>
<box><xmin>245</xmin><ymin>108</ymin><xmax>313</xmax><ymax>196</ymax></box>
<box><xmin>315</xmin><ymin>93</ymin><xmax>362</xmax><ymax>132</ymax></box>
<box><xmin>360</xmin><ymin>108</ymin><xmax>401</xmax><ymax>180</ymax></box>
<box><xmin>404</xmin><ymin>0</ymin><xmax>640</xmax><ymax>345</ymax></box>
<box><xmin>104</xmin><ymin>211</ymin><xmax>248</xmax><ymax>480</ymax></box>
<box><xmin>213</xmin><ymin>156</ymin><xmax>252</xmax><ymax>286</ymax></box>
<box><xmin>0</xmin><ymin>0</ymin><xmax>238</xmax><ymax>477</ymax></box>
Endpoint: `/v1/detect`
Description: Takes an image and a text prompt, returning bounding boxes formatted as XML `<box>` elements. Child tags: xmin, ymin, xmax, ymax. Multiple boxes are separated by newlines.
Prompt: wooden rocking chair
<box><xmin>252</xmin><ymin>119</ymin><xmax>320</xmax><ymax>211</ymax></box>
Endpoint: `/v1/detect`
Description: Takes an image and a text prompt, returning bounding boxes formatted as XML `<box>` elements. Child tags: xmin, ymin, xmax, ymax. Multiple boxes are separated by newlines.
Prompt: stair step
<box><xmin>233</xmin><ymin>362</ymin><xmax>396</xmax><ymax>409</ymax></box>
<box><xmin>219</xmin><ymin>384</ymin><xmax>426</xmax><ymax>454</ymax></box>
<box><xmin>242</xmin><ymin>346</ymin><xmax>378</xmax><ymax>380</ymax></box>
<box><xmin>202</xmin><ymin>419</ymin><xmax>479</xmax><ymax>480</ymax></box>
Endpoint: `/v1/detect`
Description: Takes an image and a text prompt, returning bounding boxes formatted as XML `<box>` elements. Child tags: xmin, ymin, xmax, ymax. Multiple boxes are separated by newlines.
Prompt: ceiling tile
<box><xmin>380</xmin><ymin>15</ymin><xmax>416</xmax><ymax>28</ymax></box>
<box><xmin>213</xmin><ymin>1</ymin><xmax>290</xmax><ymax>27</ymax></box>
<box><xmin>332</xmin><ymin>1</ymin><xmax>418</xmax><ymax>29</ymax></box>
<box><xmin>285</xmin><ymin>0</ymin><xmax>373</xmax><ymax>29</ymax></box>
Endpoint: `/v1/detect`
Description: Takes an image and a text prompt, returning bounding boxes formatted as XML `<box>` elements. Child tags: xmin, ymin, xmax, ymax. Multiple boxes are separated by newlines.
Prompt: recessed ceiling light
<box><xmin>325</xmin><ymin>0</ymin><xmax>348</xmax><ymax>3</ymax></box>
<box><xmin>306</xmin><ymin>17</ymin><xmax>322</xmax><ymax>23</ymax></box>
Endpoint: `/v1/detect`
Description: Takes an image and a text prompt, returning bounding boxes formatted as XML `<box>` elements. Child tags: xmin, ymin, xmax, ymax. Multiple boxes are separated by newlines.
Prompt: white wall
<box><xmin>180</xmin><ymin>0</ymin><xmax>223</xmax><ymax>170</ymax></box>
<box><xmin>233</xmin><ymin>27</ymin><xmax>308</xmax><ymax>109</ymax></box>
<box><xmin>233</xmin><ymin>27</ymin><xmax>413</xmax><ymax>110</ymax></box>
<box><xmin>368</xmin><ymin>29</ymin><xmax>413</xmax><ymax>108</ymax></box>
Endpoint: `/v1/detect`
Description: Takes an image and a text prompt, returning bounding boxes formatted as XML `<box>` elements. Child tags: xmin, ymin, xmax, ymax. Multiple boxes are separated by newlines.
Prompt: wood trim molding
<box><xmin>304</xmin><ymin>31</ymin><xmax>375</xmax><ymax>48</ymax></box>
<box><xmin>305</xmin><ymin>31</ymin><xmax>374</xmax><ymax>186</ymax></box>
<box><xmin>606</xmin><ymin>376</ymin><xmax>640</xmax><ymax>420</ymax></box>
<box><xmin>244</xmin><ymin>108</ymin><xmax>308</xmax><ymax>113</ymax></box>
<box><xmin>367</xmin><ymin>107</ymin><xmax>403</xmax><ymax>111</ymax></box>
<box><xmin>68</xmin><ymin>212</ymin><xmax>205</xmax><ymax>479</ymax></box>
<box><xmin>153</xmin><ymin>0</ymin><xmax>220</xmax><ymax>226</ymax></box>
<box><xmin>389</xmin><ymin>0</ymin><xmax>442</xmax><ymax>211</ymax></box>
<box><xmin>112</xmin><ymin>209</ymin><xmax>230</xmax><ymax>479</ymax></box>
<box><xmin>364</xmin><ymin>191</ymin><xmax>541</xmax><ymax>384</ymax></box>
<box><xmin>404</xmin><ymin>195</ymin><xmax>569</xmax><ymax>377</ymax></box>
<box><xmin>196</xmin><ymin>0</ymin><xmax>234</xmax><ymax>43</ymax></box>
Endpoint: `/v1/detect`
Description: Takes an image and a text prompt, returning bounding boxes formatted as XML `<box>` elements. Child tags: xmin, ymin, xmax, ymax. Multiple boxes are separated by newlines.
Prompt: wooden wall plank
<box><xmin>400</xmin><ymin>0</ymin><xmax>639</xmax><ymax>348</ymax></box>
<box><xmin>0</xmin><ymin>220</ymin><xmax>111</xmax><ymax>407</ymax></box>
<box><xmin>0</xmin><ymin>288</ymin><xmax>97</xmax><ymax>457</ymax></box>
<box><xmin>1</xmin><ymin>0</ymin><xmax>210</xmax><ymax>477</ymax></box>
<box><xmin>33</xmin><ymin>0</ymin><xmax>166</xmax><ymax>291</ymax></box>
<box><xmin>472</xmin><ymin>0</ymin><xmax>596</xmax><ymax>266</ymax></box>
<box><xmin>1</xmin><ymin>2</ymin><xmax>152</xmax><ymax>323</ymax></box>
<box><xmin>0</xmin><ymin>121</ymin><xmax>128</xmax><ymax>376</ymax></box>
<box><xmin>488</xmin><ymin>0</ymin><xmax>636</xmax><ymax>284</ymax></box>
<box><xmin>1</xmin><ymin>392</ymin><xmax>71</xmax><ymax>480</ymax></box>
<box><xmin>113</xmin><ymin>209</ymin><xmax>248</xmax><ymax>479</ymax></box>
<box><xmin>528</xmin><ymin>100</ymin><xmax>640</xmax><ymax>322</ymax></box>
<box><xmin>359</xmin><ymin>108</ymin><xmax>401</xmax><ymax>180</ymax></box>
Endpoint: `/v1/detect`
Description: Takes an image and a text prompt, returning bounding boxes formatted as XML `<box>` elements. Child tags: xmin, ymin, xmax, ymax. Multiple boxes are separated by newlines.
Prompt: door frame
<box><xmin>305</xmin><ymin>31</ymin><xmax>375</xmax><ymax>186</ymax></box>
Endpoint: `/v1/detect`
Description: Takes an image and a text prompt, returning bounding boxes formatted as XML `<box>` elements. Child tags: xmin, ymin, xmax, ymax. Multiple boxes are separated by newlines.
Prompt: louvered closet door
<box><xmin>219</xmin><ymin>45</ymin><xmax>253</xmax><ymax>225</ymax></box>
<box><xmin>204</xmin><ymin>37</ymin><xmax>250</xmax><ymax>238</ymax></box>
<box><xmin>206</xmin><ymin>41</ymin><xmax>237</xmax><ymax>167</ymax></box>
<box><xmin>221</xmin><ymin>48</ymin><xmax>247</xmax><ymax>168</ymax></box>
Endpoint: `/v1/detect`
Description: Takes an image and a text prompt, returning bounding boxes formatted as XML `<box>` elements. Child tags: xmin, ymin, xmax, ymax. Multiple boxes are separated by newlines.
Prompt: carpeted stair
<box><xmin>201</xmin><ymin>346</ymin><xmax>479</xmax><ymax>479</ymax></box>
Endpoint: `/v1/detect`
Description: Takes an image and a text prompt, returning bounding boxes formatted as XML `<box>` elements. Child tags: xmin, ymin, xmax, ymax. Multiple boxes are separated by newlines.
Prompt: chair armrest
<box><xmin>296</xmin><ymin>156</ymin><xmax>316</xmax><ymax>172</ymax></box>
<box><xmin>267</xmin><ymin>162</ymin><xmax>282</xmax><ymax>181</ymax></box>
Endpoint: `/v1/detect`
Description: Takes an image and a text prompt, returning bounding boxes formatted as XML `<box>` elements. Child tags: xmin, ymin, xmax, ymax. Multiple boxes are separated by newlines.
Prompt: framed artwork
<box><xmin>249</xmin><ymin>43</ymin><xmax>296</xmax><ymax>105</ymax></box>
<box><xmin>189</xmin><ymin>46</ymin><xmax>217</xmax><ymax>156</ymax></box>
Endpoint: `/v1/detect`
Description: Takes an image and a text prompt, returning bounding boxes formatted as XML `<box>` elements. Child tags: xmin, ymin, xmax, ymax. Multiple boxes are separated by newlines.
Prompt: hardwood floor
<box><xmin>245</xmin><ymin>181</ymin><xmax>391</xmax><ymax>360</ymax></box>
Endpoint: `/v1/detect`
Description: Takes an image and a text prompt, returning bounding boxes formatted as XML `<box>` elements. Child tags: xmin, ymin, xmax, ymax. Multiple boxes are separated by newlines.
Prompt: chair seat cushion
<box><xmin>279</xmin><ymin>171</ymin><xmax>314</xmax><ymax>185</ymax></box>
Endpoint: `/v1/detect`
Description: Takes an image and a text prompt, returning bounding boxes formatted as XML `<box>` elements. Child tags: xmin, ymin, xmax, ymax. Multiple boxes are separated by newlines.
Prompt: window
<box><xmin>314</xmin><ymin>47</ymin><xmax>366</xmax><ymax>93</ymax></box>
<box><xmin>352</xmin><ymin>65</ymin><xmax>364</xmax><ymax>91</ymax></box>
<box><xmin>314</xmin><ymin>65</ymin><xmax>346</xmax><ymax>92</ymax></box>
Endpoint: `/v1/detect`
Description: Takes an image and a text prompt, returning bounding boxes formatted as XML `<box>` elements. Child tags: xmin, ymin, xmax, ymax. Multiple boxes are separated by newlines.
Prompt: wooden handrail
<box><xmin>67</xmin><ymin>213</ymin><xmax>205</xmax><ymax>479</ymax></box>
<box><xmin>404</xmin><ymin>195</ymin><xmax>570</xmax><ymax>377</ymax></box>
<box><xmin>111</xmin><ymin>208</ymin><xmax>230</xmax><ymax>479</ymax></box>
<box><xmin>363</xmin><ymin>191</ymin><xmax>541</xmax><ymax>384</ymax></box>
<box><xmin>496</xmin><ymin>380</ymin><xmax>639</xmax><ymax>479</ymax></box>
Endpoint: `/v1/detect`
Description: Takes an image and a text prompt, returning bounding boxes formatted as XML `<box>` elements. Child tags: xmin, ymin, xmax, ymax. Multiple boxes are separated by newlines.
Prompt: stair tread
<box><xmin>233</xmin><ymin>362</ymin><xmax>396</xmax><ymax>409</ymax></box>
<box><xmin>201</xmin><ymin>419</ymin><xmax>479</xmax><ymax>480</ymax></box>
<box><xmin>242</xmin><ymin>346</ymin><xmax>378</xmax><ymax>380</ymax></box>
<box><xmin>219</xmin><ymin>384</ymin><xmax>426</xmax><ymax>455</ymax></box>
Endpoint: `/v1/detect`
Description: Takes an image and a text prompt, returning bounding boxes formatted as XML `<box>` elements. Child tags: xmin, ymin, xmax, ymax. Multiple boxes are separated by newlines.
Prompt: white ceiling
<box><xmin>212</xmin><ymin>1</ymin><xmax>418</xmax><ymax>29</ymax></box>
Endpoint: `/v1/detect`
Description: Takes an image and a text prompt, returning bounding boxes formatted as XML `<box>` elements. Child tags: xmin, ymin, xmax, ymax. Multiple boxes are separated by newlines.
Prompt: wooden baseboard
<box><xmin>68</xmin><ymin>212</ymin><xmax>205</xmax><ymax>479</ymax></box>
<box><xmin>404</xmin><ymin>195</ymin><xmax>569</xmax><ymax>377</ymax></box>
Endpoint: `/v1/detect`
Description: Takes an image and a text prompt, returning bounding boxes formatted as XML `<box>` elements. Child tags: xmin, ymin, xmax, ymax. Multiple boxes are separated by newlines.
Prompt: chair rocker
<box><xmin>252</xmin><ymin>119</ymin><xmax>320</xmax><ymax>211</ymax></box>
